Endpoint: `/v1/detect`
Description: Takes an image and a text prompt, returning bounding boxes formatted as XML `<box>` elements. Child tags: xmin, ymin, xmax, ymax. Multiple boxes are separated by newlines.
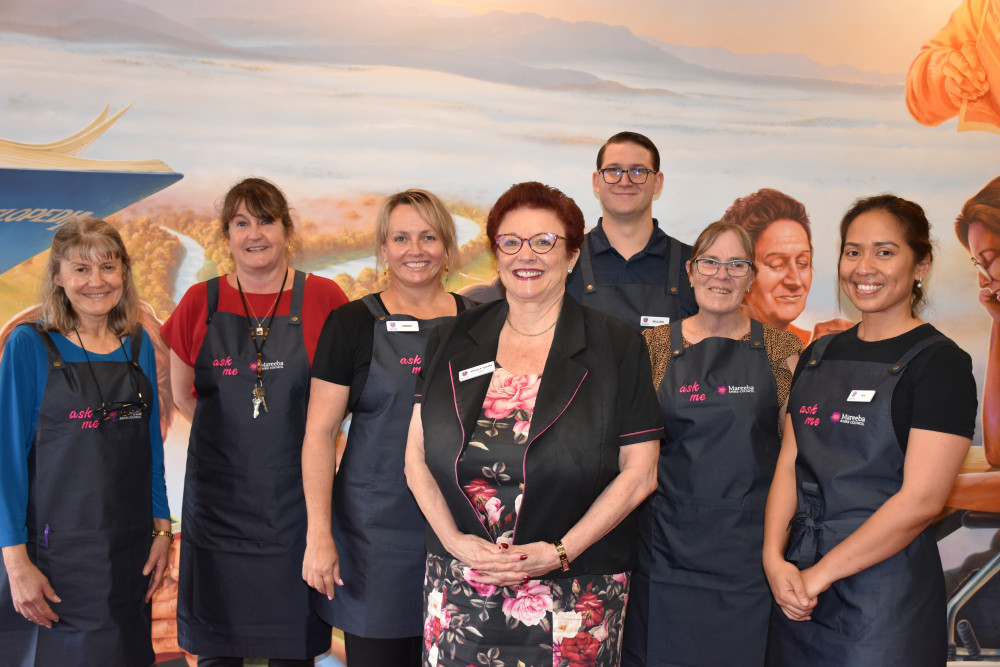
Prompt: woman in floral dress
<box><xmin>405</xmin><ymin>181</ymin><xmax>663</xmax><ymax>667</ymax></box>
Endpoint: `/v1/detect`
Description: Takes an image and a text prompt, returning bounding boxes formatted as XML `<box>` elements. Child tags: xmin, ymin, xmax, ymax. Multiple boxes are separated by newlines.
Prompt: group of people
<box><xmin>0</xmin><ymin>130</ymin><xmax>983</xmax><ymax>667</ymax></box>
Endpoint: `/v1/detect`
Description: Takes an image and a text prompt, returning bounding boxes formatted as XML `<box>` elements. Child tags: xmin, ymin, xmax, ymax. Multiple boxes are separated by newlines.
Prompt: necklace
<box><xmin>505</xmin><ymin>314</ymin><xmax>557</xmax><ymax>337</ymax></box>
<box><xmin>236</xmin><ymin>269</ymin><xmax>289</xmax><ymax>419</ymax></box>
<box><xmin>241</xmin><ymin>275</ymin><xmax>285</xmax><ymax>336</ymax></box>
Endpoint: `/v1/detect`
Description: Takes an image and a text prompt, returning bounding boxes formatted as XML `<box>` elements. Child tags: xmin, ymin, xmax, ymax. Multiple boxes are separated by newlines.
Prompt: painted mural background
<box><xmin>2</xmin><ymin>0</ymin><xmax>998</xmax><ymax>663</ymax></box>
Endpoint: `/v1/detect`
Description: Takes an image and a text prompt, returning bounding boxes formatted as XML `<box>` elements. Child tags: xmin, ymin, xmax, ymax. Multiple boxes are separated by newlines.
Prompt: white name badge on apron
<box><xmin>846</xmin><ymin>389</ymin><xmax>876</xmax><ymax>402</ymax></box>
<box><xmin>387</xmin><ymin>321</ymin><xmax>419</xmax><ymax>332</ymax></box>
<box><xmin>459</xmin><ymin>361</ymin><xmax>495</xmax><ymax>382</ymax></box>
<box><xmin>640</xmin><ymin>315</ymin><xmax>670</xmax><ymax>327</ymax></box>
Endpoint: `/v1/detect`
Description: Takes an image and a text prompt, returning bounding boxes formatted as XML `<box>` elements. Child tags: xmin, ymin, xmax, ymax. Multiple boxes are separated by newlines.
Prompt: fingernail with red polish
<box><xmin>521</xmin><ymin>575</ymin><xmax>530</xmax><ymax>584</ymax></box>
<box><xmin>519</xmin><ymin>554</ymin><xmax>527</xmax><ymax>560</ymax></box>
<box><xmin>500</xmin><ymin>543</ymin><xmax>509</xmax><ymax>549</ymax></box>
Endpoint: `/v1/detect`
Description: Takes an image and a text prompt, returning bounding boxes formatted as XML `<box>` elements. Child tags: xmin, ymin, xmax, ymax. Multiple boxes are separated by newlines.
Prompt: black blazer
<box><xmin>416</xmin><ymin>296</ymin><xmax>664</xmax><ymax>578</ymax></box>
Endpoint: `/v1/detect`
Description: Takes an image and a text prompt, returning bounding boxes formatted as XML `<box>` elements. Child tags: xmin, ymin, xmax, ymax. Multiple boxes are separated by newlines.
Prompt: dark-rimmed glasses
<box><xmin>972</xmin><ymin>257</ymin><xmax>997</xmax><ymax>282</ymax></box>
<box><xmin>598</xmin><ymin>167</ymin><xmax>655</xmax><ymax>184</ymax></box>
<box><xmin>494</xmin><ymin>233</ymin><xmax>566</xmax><ymax>255</ymax></box>
<box><xmin>694</xmin><ymin>258</ymin><xmax>752</xmax><ymax>278</ymax></box>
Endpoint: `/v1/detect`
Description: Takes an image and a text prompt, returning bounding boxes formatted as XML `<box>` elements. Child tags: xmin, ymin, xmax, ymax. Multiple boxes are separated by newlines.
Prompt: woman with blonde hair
<box><xmin>0</xmin><ymin>217</ymin><xmax>171</xmax><ymax>666</ymax></box>
<box><xmin>302</xmin><ymin>188</ymin><xmax>472</xmax><ymax>667</ymax></box>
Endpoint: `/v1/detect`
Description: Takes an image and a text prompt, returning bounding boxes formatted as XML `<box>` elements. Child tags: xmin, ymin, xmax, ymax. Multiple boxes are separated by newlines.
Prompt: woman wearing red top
<box><xmin>161</xmin><ymin>178</ymin><xmax>347</xmax><ymax>667</ymax></box>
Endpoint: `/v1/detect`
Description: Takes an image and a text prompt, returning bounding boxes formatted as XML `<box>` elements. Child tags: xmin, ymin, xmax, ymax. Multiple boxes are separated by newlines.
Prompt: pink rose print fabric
<box><xmin>421</xmin><ymin>368</ymin><xmax>629</xmax><ymax>666</ymax></box>
<box><xmin>423</xmin><ymin>554</ymin><xmax>629</xmax><ymax>667</ymax></box>
<box><xmin>459</xmin><ymin>367</ymin><xmax>540</xmax><ymax>543</ymax></box>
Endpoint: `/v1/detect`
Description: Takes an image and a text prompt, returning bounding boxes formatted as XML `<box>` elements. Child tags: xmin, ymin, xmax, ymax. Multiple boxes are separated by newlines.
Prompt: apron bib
<box><xmin>577</xmin><ymin>233</ymin><xmax>684</xmax><ymax>330</ymax></box>
<box><xmin>626</xmin><ymin>319</ymin><xmax>779</xmax><ymax>667</ymax></box>
<box><xmin>177</xmin><ymin>271</ymin><xmax>328</xmax><ymax>659</ymax></box>
<box><xmin>317</xmin><ymin>293</ymin><xmax>469</xmax><ymax>638</ymax></box>
<box><xmin>0</xmin><ymin>326</ymin><xmax>153</xmax><ymax>667</ymax></box>
<box><xmin>766</xmin><ymin>333</ymin><xmax>947</xmax><ymax>667</ymax></box>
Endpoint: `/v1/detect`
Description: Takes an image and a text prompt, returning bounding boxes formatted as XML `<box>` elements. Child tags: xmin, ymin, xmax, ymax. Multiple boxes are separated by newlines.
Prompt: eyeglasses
<box><xmin>598</xmin><ymin>167</ymin><xmax>655</xmax><ymax>185</ymax></box>
<box><xmin>98</xmin><ymin>400</ymin><xmax>149</xmax><ymax>422</ymax></box>
<box><xmin>694</xmin><ymin>258</ymin><xmax>753</xmax><ymax>278</ymax></box>
<box><xmin>494</xmin><ymin>232</ymin><xmax>566</xmax><ymax>255</ymax></box>
<box><xmin>972</xmin><ymin>257</ymin><xmax>997</xmax><ymax>282</ymax></box>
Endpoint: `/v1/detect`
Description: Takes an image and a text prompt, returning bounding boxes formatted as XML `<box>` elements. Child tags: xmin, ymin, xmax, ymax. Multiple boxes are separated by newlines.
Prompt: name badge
<box><xmin>387</xmin><ymin>321</ymin><xmax>419</xmax><ymax>332</ymax></box>
<box><xmin>640</xmin><ymin>315</ymin><xmax>670</xmax><ymax>327</ymax></box>
<box><xmin>459</xmin><ymin>361</ymin><xmax>495</xmax><ymax>382</ymax></box>
<box><xmin>846</xmin><ymin>389</ymin><xmax>875</xmax><ymax>403</ymax></box>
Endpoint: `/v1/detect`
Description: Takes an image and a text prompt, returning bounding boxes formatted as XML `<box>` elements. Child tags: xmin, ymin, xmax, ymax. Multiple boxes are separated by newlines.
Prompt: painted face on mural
<box><xmin>687</xmin><ymin>230</ymin><xmax>754</xmax><ymax>318</ymax></box>
<box><xmin>839</xmin><ymin>209</ymin><xmax>928</xmax><ymax>318</ymax></box>
<box><xmin>967</xmin><ymin>220</ymin><xmax>1000</xmax><ymax>316</ymax></box>
<box><xmin>746</xmin><ymin>219</ymin><xmax>812</xmax><ymax>329</ymax></box>
<box><xmin>227</xmin><ymin>202</ymin><xmax>288</xmax><ymax>276</ymax></box>
<box><xmin>592</xmin><ymin>141</ymin><xmax>664</xmax><ymax>223</ymax></box>
<box><xmin>381</xmin><ymin>204</ymin><xmax>448</xmax><ymax>288</ymax></box>
<box><xmin>53</xmin><ymin>251</ymin><xmax>125</xmax><ymax>327</ymax></box>
<box><xmin>495</xmin><ymin>207</ymin><xmax>579</xmax><ymax>305</ymax></box>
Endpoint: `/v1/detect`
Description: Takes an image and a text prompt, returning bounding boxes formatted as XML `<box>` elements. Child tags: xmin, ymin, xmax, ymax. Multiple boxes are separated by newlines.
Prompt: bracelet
<box><xmin>152</xmin><ymin>530</ymin><xmax>174</xmax><ymax>542</ymax></box>
<box><xmin>553</xmin><ymin>539</ymin><xmax>570</xmax><ymax>572</ymax></box>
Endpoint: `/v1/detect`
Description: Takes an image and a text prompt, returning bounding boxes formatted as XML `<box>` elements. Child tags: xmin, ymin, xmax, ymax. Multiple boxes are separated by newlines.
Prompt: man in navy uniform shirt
<box><xmin>567</xmin><ymin>131</ymin><xmax>696</xmax><ymax>329</ymax></box>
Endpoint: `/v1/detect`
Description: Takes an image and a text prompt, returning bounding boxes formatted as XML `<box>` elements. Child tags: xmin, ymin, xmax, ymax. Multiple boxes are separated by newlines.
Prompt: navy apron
<box><xmin>624</xmin><ymin>319</ymin><xmax>779</xmax><ymax>667</ymax></box>
<box><xmin>0</xmin><ymin>325</ymin><xmax>154</xmax><ymax>667</ymax></box>
<box><xmin>177</xmin><ymin>272</ymin><xmax>329</xmax><ymax>659</ymax></box>
<box><xmin>317</xmin><ymin>293</ymin><xmax>470</xmax><ymax>638</ymax></box>
<box><xmin>766</xmin><ymin>333</ymin><xmax>947</xmax><ymax>667</ymax></box>
<box><xmin>577</xmin><ymin>233</ymin><xmax>684</xmax><ymax>330</ymax></box>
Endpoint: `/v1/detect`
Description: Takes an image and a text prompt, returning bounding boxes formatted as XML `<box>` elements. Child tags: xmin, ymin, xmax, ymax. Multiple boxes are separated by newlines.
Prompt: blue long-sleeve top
<box><xmin>0</xmin><ymin>325</ymin><xmax>170</xmax><ymax>547</ymax></box>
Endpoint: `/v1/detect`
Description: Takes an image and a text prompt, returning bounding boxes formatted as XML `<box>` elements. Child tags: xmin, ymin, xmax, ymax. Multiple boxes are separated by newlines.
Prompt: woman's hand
<box><xmin>2</xmin><ymin>545</ymin><xmax>61</xmax><ymax>628</ymax></box>
<box><xmin>460</xmin><ymin>540</ymin><xmax>562</xmax><ymax>587</ymax></box>
<box><xmin>764</xmin><ymin>558</ymin><xmax>816</xmax><ymax>622</ymax></box>
<box><xmin>143</xmin><ymin>529</ymin><xmax>172</xmax><ymax>603</ymax></box>
<box><xmin>302</xmin><ymin>533</ymin><xmax>344</xmax><ymax>600</ymax></box>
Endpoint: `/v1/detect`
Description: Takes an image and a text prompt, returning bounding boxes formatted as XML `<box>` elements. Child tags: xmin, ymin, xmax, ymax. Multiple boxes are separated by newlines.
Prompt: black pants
<box><xmin>197</xmin><ymin>657</ymin><xmax>315</xmax><ymax>667</ymax></box>
<box><xmin>343</xmin><ymin>632</ymin><xmax>421</xmax><ymax>667</ymax></box>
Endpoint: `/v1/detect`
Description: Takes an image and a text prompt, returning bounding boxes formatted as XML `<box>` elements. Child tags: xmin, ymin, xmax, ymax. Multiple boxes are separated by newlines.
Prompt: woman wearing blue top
<box><xmin>0</xmin><ymin>218</ymin><xmax>171</xmax><ymax>667</ymax></box>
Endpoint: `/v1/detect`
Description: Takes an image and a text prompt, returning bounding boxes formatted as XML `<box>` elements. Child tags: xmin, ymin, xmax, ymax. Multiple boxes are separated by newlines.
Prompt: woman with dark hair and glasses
<box><xmin>0</xmin><ymin>217</ymin><xmax>171</xmax><ymax>666</ymax></box>
<box><xmin>161</xmin><ymin>178</ymin><xmax>347</xmax><ymax>666</ymax></box>
<box><xmin>764</xmin><ymin>195</ymin><xmax>976</xmax><ymax>666</ymax></box>
<box><xmin>406</xmin><ymin>181</ymin><xmax>662</xmax><ymax>666</ymax></box>
<box><xmin>623</xmin><ymin>221</ymin><xmax>801</xmax><ymax>667</ymax></box>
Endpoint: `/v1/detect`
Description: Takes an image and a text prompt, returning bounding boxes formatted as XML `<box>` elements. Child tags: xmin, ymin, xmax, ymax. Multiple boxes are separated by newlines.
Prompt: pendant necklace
<box><xmin>236</xmin><ymin>269</ymin><xmax>288</xmax><ymax>419</ymax></box>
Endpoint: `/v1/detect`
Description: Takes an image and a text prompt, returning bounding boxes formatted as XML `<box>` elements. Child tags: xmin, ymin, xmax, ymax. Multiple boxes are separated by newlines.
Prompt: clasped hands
<box><xmin>765</xmin><ymin>559</ymin><xmax>831</xmax><ymax>623</ymax></box>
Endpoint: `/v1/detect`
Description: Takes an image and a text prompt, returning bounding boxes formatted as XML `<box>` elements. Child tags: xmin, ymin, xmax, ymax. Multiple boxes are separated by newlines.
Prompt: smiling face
<box><xmin>746</xmin><ymin>219</ymin><xmax>812</xmax><ymax>329</ymax></box>
<box><xmin>227</xmin><ymin>201</ymin><xmax>289</xmax><ymax>275</ymax></box>
<box><xmin>496</xmin><ymin>207</ymin><xmax>580</xmax><ymax>306</ymax></box>
<box><xmin>688</xmin><ymin>230</ymin><xmax>754</xmax><ymax>317</ymax></box>
<box><xmin>592</xmin><ymin>141</ymin><xmax>664</xmax><ymax>222</ymax></box>
<box><xmin>381</xmin><ymin>203</ymin><xmax>447</xmax><ymax>288</ymax></box>
<box><xmin>53</xmin><ymin>250</ymin><xmax>124</xmax><ymax>328</ymax></box>
<box><xmin>839</xmin><ymin>209</ymin><xmax>928</xmax><ymax>318</ymax></box>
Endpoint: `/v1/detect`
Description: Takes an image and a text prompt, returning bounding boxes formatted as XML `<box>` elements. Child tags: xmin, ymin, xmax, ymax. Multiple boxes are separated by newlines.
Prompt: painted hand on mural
<box><xmin>906</xmin><ymin>0</ymin><xmax>1000</xmax><ymax>132</ymax></box>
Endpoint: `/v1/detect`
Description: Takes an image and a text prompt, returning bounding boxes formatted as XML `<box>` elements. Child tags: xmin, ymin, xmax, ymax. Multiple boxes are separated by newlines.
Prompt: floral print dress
<box><xmin>423</xmin><ymin>367</ymin><xmax>630</xmax><ymax>667</ymax></box>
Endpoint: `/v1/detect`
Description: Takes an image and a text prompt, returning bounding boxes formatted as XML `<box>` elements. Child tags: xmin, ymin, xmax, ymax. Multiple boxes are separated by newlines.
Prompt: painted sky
<box><xmin>431</xmin><ymin>0</ymin><xmax>962</xmax><ymax>73</ymax></box>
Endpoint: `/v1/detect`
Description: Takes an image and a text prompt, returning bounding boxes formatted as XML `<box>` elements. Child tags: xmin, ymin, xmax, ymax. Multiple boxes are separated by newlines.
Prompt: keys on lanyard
<box><xmin>252</xmin><ymin>383</ymin><xmax>268</xmax><ymax>419</ymax></box>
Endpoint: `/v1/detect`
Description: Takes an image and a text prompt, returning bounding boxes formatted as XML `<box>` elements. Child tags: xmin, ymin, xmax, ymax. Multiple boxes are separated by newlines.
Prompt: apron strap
<box><xmin>205</xmin><ymin>276</ymin><xmax>220</xmax><ymax>325</ymax></box>
<box><xmin>361</xmin><ymin>293</ymin><xmax>389</xmax><ymax>320</ymax></box>
<box><xmin>749</xmin><ymin>318</ymin><xmax>765</xmax><ymax>351</ymax></box>
<box><xmin>287</xmin><ymin>270</ymin><xmax>306</xmax><ymax>326</ymax></box>
<box><xmin>29</xmin><ymin>323</ymin><xmax>66</xmax><ymax>369</ymax></box>
<box><xmin>889</xmin><ymin>334</ymin><xmax>947</xmax><ymax>374</ymax></box>
<box><xmin>666</xmin><ymin>235</ymin><xmax>682</xmax><ymax>298</ymax></box>
<box><xmin>579</xmin><ymin>235</ymin><xmax>598</xmax><ymax>294</ymax></box>
<box><xmin>668</xmin><ymin>319</ymin><xmax>684</xmax><ymax>359</ymax></box>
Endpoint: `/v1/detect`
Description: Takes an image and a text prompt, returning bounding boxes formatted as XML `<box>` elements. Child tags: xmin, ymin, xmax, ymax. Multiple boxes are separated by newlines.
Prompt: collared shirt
<box><xmin>566</xmin><ymin>218</ymin><xmax>698</xmax><ymax>317</ymax></box>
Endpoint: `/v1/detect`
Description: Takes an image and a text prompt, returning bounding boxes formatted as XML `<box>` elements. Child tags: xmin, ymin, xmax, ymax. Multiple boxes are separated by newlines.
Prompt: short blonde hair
<box><xmin>374</xmin><ymin>189</ymin><xmax>459</xmax><ymax>276</ymax></box>
<box><xmin>40</xmin><ymin>218</ymin><xmax>141</xmax><ymax>336</ymax></box>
